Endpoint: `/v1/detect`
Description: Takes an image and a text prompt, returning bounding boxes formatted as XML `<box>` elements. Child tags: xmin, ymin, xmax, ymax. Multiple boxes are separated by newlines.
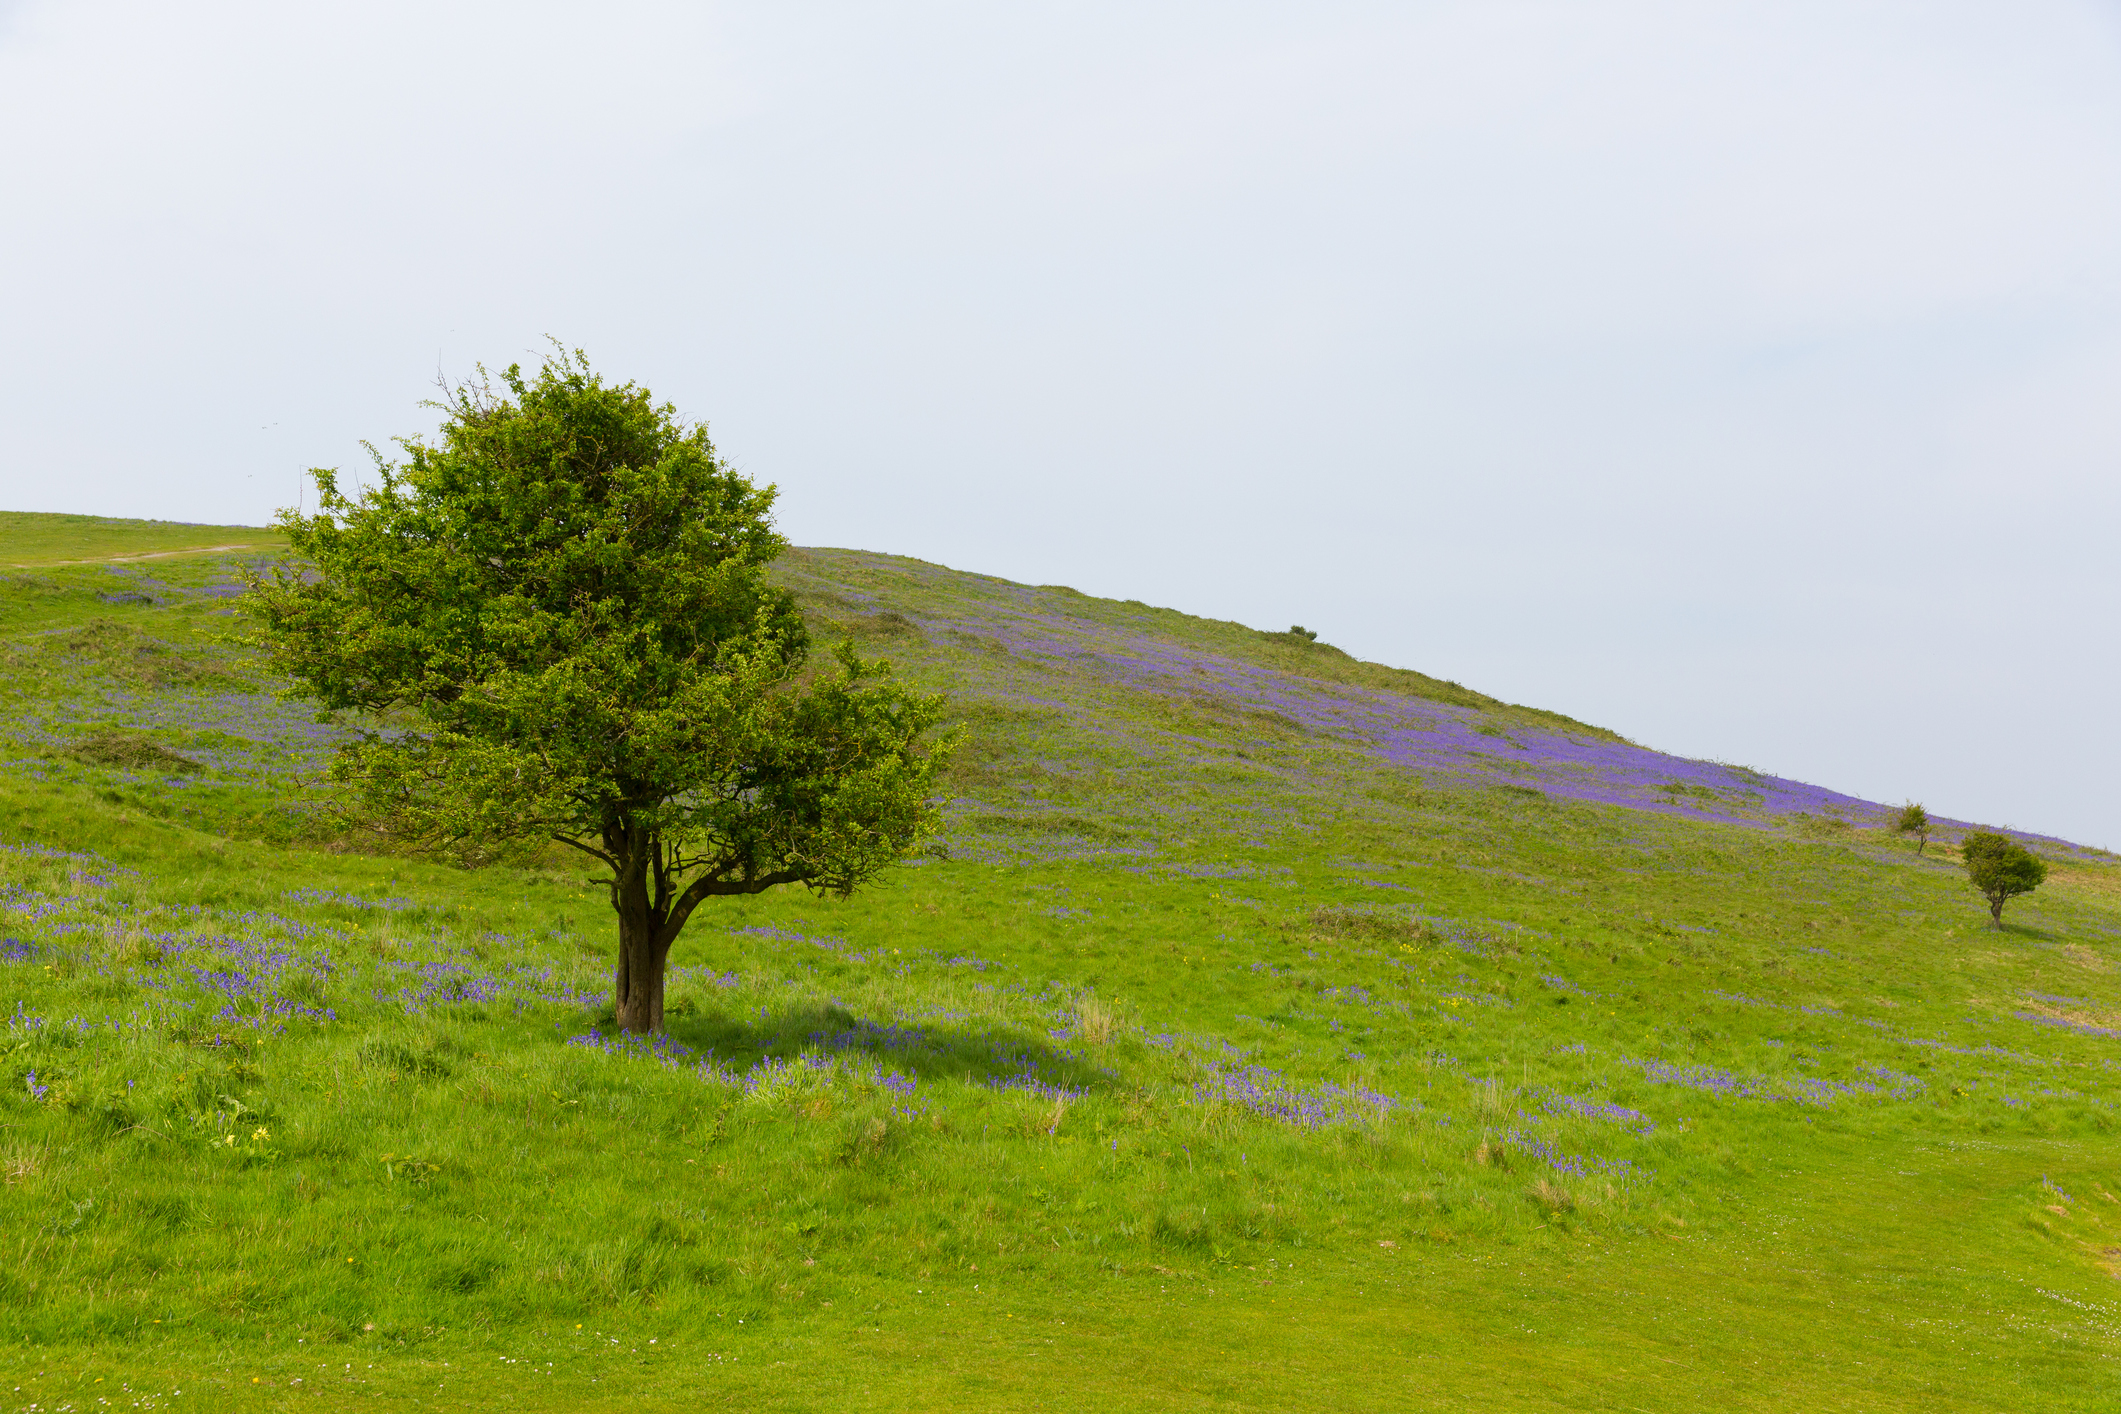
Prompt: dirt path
<box><xmin>11</xmin><ymin>543</ymin><xmax>258</xmax><ymax>569</ymax></box>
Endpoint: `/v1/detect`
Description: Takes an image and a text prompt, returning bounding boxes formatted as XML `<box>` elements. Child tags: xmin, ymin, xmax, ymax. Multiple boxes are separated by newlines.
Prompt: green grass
<box><xmin>0</xmin><ymin>510</ymin><xmax>284</xmax><ymax>569</ymax></box>
<box><xmin>2</xmin><ymin>524</ymin><xmax>2119</xmax><ymax>1410</ymax></box>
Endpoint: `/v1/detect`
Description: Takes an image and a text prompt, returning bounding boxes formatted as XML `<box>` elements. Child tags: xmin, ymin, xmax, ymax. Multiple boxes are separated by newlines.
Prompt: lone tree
<box><xmin>1891</xmin><ymin>801</ymin><xmax>1931</xmax><ymax>854</ymax></box>
<box><xmin>1959</xmin><ymin>831</ymin><xmax>2048</xmax><ymax>927</ymax></box>
<box><xmin>248</xmin><ymin>350</ymin><xmax>952</xmax><ymax>1033</ymax></box>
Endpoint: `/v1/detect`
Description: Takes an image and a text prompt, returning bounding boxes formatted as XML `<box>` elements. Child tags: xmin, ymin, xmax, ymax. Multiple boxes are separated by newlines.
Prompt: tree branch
<box><xmin>659</xmin><ymin>865</ymin><xmax>813</xmax><ymax>944</ymax></box>
<box><xmin>551</xmin><ymin>833</ymin><xmax>617</xmax><ymax>869</ymax></box>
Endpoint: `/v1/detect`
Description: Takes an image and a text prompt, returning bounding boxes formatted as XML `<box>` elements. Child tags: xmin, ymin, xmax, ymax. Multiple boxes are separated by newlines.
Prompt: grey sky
<box><xmin>3</xmin><ymin>2</ymin><xmax>2117</xmax><ymax>846</ymax></box>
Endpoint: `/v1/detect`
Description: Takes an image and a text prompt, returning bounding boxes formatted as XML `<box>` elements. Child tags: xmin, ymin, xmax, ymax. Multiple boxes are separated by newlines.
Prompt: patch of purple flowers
<box><xmin>860</xmin><ymin>568</ymin><xmax>2105</xmax><ymax>853</ymax></box>
<box><xmin>2016</xmin><ymin>1011</ymin><xmax>2121</xmax><ymax>1039</ymax></box>
<box><xmin>186</xmin><ymin>935</ymin><xmax>337</xmax><ymax>1031</ymax></box>
<box><xmin>1631</xmin><ymin>1056</ymin><xmax>1922</xmax><ymax>1108</ymax></box>
<box><xmin>1192</xmin><ymin>1062</ymin><xmax>1404</xmax><ymax>1129</ymax></box>
<box><xmin>987</xmin><ymin>1067</ymin><xmax>1088</xmax><ymax>1103</ymax></box>
<box><xmin>0</xmin><ymin>841</ymin><xmax>102</xmax><ymax>863</ymax></box>
<box><xmin>380</xmin><ymin>955</ymin><xmax>601</xmax><ymax>1015</ymax></box>
<box><xmin>1859</xmin><ymin>1065</ymin><xmax>1929</xmax><ymax>1099</ymax></box>
<box><xmin>732</xmin><ymin>924</ymin><xmax>814</xmax><ymax>944</ymax></box>
<box><xmin>807</xmin><ymin>1015</ymin><xmax>934</xmax><ymax>1056</ymax></box>
<box><xmin>284</xmin><ymin>887</ymin><xmax>415</xmax><ymax>912</ymax></box>
<box><xmin>1505</xmin><ymin>1127</ymin><xmax>1650</xmax><ymax>1183</ymax></box>
<box><xmin>1539</xmin><ymin>1090</ymin><xmax>1655</xmax><ymax>1134</ymax></box>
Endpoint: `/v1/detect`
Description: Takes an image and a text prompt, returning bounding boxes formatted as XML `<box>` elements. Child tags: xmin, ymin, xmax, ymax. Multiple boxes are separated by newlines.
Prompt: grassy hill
<box><xmin>0</xmin><ymin>510</ymin><xmax>285</xmax><ymax>570</ymax></box>
<box><xmin>2</xmin><ymin>513</ymin><xmax>2118</xmax><ymax>1411</ymax></box>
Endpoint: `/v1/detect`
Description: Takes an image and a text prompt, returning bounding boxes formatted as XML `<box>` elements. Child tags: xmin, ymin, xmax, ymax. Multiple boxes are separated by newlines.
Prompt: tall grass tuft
<box><xmin>1077</xmin><ymin>995</ymin><xmax>1117</xmax><ymax>1046</ymax></box>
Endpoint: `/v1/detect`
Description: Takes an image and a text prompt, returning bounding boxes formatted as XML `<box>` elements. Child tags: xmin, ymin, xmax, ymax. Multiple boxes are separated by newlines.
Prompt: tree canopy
<box><xmin>247</xmin><ymin>350</ymin><xmax>952</xmax><ymax>1032</ymax></box>
<box><xmin>1959</xmin><ymin>831</ymin><xmax>2048</xmax><ymax>927</ymax></box>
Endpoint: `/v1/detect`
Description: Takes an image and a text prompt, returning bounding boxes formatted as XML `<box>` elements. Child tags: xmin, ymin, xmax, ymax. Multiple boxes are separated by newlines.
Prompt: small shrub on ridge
<box><xmin>1892</xmin><ymin>802</ymin><xmax>1932</xmax><ymax>854</ymax></box>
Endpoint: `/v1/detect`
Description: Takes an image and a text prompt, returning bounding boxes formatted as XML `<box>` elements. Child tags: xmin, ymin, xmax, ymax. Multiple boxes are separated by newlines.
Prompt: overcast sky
<box><xmin>2</xmin><ymin>1</ymin><xmax>2117</xmax><ymax>847</ymax></box>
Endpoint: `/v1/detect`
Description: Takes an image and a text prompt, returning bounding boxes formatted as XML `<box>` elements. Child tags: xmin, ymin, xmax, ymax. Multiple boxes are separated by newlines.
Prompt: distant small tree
<box><xmin>248</xmin><ymin>349</ymin><xmax>953</xmax><ymax>1034</ymax></box>
<box><xmin>1891</xmin><ymin>802</ymin><xmax>1931</xmax><ymax>854</ymax></box>
<box><xmin>1288</xmin><ymin>625</ymin><xmax>1318</xmax><ymax>642</ymax></box>
<box><xmin>1960</xmin><ymin>831</ymin><xmax>2048</xmax><ymax>927</ymax></box>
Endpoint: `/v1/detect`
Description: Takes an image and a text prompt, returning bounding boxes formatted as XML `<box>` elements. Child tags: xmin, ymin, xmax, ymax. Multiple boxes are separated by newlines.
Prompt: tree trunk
<box><xmin>614</xmin><ymin>913</ymin><xmax>669</xmax><ymax>1034</ymax></box>
<box><xmin>1989</xmin><ymin>894</ymin><xmax>2004</xmax><ymax>925</ymax></box>
<box><xmin>597</xmin><ymin>822</ymin><xmax>806</xmax><ymax>1034</ymax></box>
<box><xmin>611</xmin><ymin>832</ymin><xmax>669</xmax><ymax>1034</ymax></box>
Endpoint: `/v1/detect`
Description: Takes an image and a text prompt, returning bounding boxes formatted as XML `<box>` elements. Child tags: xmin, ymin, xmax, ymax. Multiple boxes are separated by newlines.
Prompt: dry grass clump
<box><xmin>839</xmin><ymin>611</ymin><xmax>919</xmax><ymax>638</ymax></box>
<box><xmin>115</xmin><ymin>930</ymin><xmax>168</xmax><ymax>966</ymax></box>
<box><xmin>67</xmin><ymin>726</ymin><xmax>200</xmax><ymax>773</ymax></box>
<box><xmin>1077</xmin><ymin>995</ymin><xmax>1116</xmax><ymax>1046</ymax></box>
<box><xmin>1292</xmin><ymin>906</ymin><xmax>1435</xmax><ymax>946</ymax></box>
<box><xmin>2</xmin><ymin>1142</ymin><xmax>43</xmax><ymax>1187</ymax></box>
<box><xmin>1527</xmin><ymin>1177</ymin><xmax>1574</xmax><ymax>1213</ymax></box>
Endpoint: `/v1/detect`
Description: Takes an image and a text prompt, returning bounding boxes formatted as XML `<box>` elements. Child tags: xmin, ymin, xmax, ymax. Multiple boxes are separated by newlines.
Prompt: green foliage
<box><xmin>1893</xmin><ymin>801</ymin><xmax>1932</xmax><ymax>853</ymax></box>
<box><xmin>1960</xmin><ymin>830</ymin><xmax>2049</xmax><ymax>925</ymax></box>
<box><xmin>245</xmin><ymin>350</ymin><xmax>953</xmax><ymax>1030</ymax></box>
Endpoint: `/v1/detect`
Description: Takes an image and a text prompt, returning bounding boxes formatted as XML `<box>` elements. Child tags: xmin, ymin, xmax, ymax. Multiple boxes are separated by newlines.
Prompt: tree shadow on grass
<box><xmin>640</xmin><ymin>998</ymin><xmax>1112</xmax><ymax>1099</ymax></box>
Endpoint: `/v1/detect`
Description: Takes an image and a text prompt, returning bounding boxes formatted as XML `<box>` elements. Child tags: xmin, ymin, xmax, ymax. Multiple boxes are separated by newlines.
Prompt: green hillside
<box><xmin>2</xmin><ymin>519</ymin><xmax>2118</xmax><ymax>1410</ymax></box>
<box><xmin>0</xmin><ymin>510</ymin><xmax>284</xmax><ymax>569</ymax></box>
